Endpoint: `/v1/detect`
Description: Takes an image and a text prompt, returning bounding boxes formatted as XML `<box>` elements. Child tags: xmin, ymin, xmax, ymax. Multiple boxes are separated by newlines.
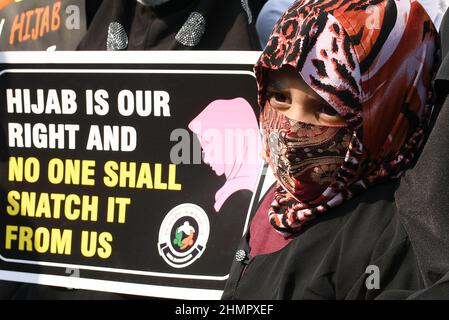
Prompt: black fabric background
<box><xmin>77</xmin><ymin>0</ymin><xmax>265</xmax><ymax>51</ymax></box>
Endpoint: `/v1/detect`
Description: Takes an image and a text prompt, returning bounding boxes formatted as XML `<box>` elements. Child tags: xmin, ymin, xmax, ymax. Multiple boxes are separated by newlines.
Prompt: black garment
<box><xmin>222</xmin><ymin>179</ymin><xmax>449</xmax><ymax>300</ymax></box>
<box><xmin>394</xmin><ymin>6</ymin><xmax>449</xmax><ymax>288</ymax></box>
<box><xmin>223</xmin><ymin>181</ymin><xmax>422</xmax><ymax>299</ymax></box>
<box><xmin>77</xmin><ymin>0</ymin><xmax>264</xmax><ymax>50</ymax></box>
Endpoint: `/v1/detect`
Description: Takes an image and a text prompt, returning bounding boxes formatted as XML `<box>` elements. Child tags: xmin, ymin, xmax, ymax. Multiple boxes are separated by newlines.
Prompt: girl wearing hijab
<box><xmin>222</xmin><ymin>0</ymin><xmax>447</xmax><ymax>299</ymax></box>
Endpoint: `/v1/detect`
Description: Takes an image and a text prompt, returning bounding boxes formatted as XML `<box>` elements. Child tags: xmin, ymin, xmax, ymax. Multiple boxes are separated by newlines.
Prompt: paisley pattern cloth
<box><xmin>261</xmin><ymin>103</ymin><xmax>353</xmax><ymax>202</ymax></box>
<box><xmin>255</xmin><ymin>0</ymin><xmax>438</xmax><ymax>235</ymax></box>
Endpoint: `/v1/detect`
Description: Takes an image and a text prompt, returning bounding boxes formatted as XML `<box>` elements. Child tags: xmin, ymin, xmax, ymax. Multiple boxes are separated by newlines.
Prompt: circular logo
<box><xmin>158</xmin><ymin>203</ymin><xmax>210</xmax><ymax>268</ymax></box>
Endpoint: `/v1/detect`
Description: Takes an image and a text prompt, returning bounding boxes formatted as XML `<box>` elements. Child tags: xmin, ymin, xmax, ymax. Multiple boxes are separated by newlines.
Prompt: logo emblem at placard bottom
<box><xmin>158</xmin><ymin>203</ymin><xmax>210</xmax><ymax>268</ymax></box>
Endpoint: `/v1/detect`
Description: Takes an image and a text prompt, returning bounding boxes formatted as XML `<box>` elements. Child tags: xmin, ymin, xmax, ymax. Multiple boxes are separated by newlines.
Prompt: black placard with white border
<box><xmin>0</xmin><ymin>51</ymin><xmax>264</xmax><ymax>299</ymax></box>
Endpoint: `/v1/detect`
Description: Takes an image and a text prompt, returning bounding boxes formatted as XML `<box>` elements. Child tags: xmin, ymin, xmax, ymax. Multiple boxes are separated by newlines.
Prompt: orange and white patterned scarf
<box><xmin>256</xmin><ymin>0</ymin><xmax>438</xmax><ymax>235</ymax></box>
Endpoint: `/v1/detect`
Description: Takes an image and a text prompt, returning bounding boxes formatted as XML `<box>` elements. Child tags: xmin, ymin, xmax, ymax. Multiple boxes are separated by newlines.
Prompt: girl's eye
<box><xmin>319</xmin><ymin>105</ymin><xmax>338</xmax><ymax>116</ymax></box>
<box><xmin>267</xmin><ymin>91</ymin><xmax>289</xmax><ymax>103</ymax></box>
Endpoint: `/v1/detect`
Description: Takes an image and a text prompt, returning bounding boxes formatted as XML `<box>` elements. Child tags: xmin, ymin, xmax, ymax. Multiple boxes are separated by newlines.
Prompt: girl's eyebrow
<box><xmin>267</xmin><ymin>77</ymin><xmax>286</xmax><ymax>90</ymax></box>
<box><xmin>267</xmin><ymin>73</ymin><xmax>329</xmax><ymax>104</ymax></box>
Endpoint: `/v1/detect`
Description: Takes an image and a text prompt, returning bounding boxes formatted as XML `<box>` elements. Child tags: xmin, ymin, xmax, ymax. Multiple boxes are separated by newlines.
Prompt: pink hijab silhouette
<box><xmin>188</xmin><ymin>97</ymin><xmax>262</xmax><ymax>212</ymax></box>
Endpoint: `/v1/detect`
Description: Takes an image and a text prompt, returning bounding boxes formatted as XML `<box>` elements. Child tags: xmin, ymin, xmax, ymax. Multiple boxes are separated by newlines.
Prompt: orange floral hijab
<box><xmin>255</xmin><ymin>0</ymin><xmax>438</xmax><ymax>235</ymax></box>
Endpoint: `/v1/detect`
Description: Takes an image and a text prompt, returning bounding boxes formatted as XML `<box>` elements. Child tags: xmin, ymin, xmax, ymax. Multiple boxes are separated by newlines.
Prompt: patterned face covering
<box><xmin>255</xmin><ymin>0</ymin><xmax>438</xmax><ymax>235</ymax></box>
<box><xmin>261</xmin><ymin>104</ymin><xmax>352</xmax><ymax>202</ymax></box>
